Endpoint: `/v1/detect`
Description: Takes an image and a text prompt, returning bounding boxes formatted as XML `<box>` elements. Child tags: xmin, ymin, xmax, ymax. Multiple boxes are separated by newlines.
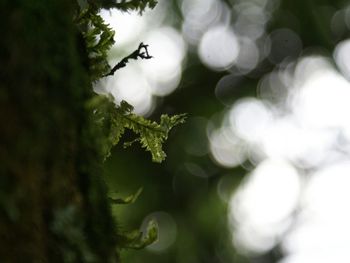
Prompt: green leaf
<box><xmin>75</xmin><ymin>6</ymin><xmax>115</xmax><ymax>81</ymax></box>
<box><xmin>115</xmin><ymin>103</ymin><xmax>186</xmax><ymax>162</ymax></box>
<box><xmin>109</xmin><ymin>188</ymin><xmax>143</xmax><ymax>205</ymax></box>
<box><xmin>118</xmin><ymin>219</ymin><xmax>158</xmax><ymax>249</ymax></box>
<box><xmin>91</xmin><ymin>96</ymin><xmax>186</xmax><ymax>162</ymax></box>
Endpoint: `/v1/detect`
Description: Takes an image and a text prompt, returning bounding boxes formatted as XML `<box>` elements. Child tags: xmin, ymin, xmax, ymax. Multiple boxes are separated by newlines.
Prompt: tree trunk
<box><xmin>0</xmin><ymin>1</ymin><xmax>118</xmax><ymax>262</ymax></box>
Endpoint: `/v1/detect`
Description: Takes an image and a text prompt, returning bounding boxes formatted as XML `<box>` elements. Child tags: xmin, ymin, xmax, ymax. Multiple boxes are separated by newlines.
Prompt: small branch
<box><xmin>103</xmin><ymin>42</ymin><xmax>152</xmax><ymax>77</ymax></box>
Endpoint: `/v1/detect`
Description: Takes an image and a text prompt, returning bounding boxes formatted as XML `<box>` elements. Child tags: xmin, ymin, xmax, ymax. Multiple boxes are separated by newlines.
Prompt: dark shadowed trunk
<box><xmin>0</xmin><ymin>1</ymin><xmax>118</xmax><ymax>262</ymax></box>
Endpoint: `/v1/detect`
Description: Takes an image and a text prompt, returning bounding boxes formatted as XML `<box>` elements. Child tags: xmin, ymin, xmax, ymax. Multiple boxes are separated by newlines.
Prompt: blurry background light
<box><xmin>235</xmin><ymin>37</ymin><xmax>260</xmax><ymax>73</ymax></box>
<box><xmin>344</xmin><ymin>5</ymin><xmax>350</xmax><ymax>29</ymax></box>
<box><xmin>292</xmin><ymin>66</ymin><xmax>350</xmax><ymax>129</ymax></box>
<box><xmin>141</xmin><ymin>27</ymin><xmax>186</xmax><ymax>96</ymax></box>
<box><xmin>233</xmin><ymin>2</ymin><xmax>268</xmax><ymax>40</ymax></box>
<box><xmin>231</xmin><ymin>159</ymin><xmax>300</xmax><ymax>227</ymax></box>
<box><xmin>198</xmin><ymin>25</ymin><xmax>240</xmax><ymax>71</ymax></box>
<box><xmin>181</xmin><ymin>0</ymin><xmax>226</xmax><ymax>45</ymax></box>
<box><xmin>209</xmin><ymin>127</ymin><xmax>247</xmax><ymax>168</ymax></box>
<box><xmin>217</xmin><ymin>174</ymin><xmax>239</xmax><ymax>203</ymax></box>
<box><xmin>228</xmin><ymin>98</ymin><xmax>272</xmax><ymax>143</ymax></box>
<box><xmin>267</xmin><ymin>28</ymin><xmax>302</xmax><ymax>65</ymax></box>
<box><xmin>257</xmin><ymin>71</ymin><xmax>290</xmax><ymax>106</ymax></box>
<box><xmin>100</xmin><ymin>9</ymin><xmax>146</xmax><ymax>48</ymax></box>
<box><xmin>102</xmin><ymin>65</ymin><xmax>153</xmax><ymax>115</ymax></box>
<box><xmin>215</xmin><ymin>74</ymin><xmax>243</xmax><ymax>106</ymax></box>
<box><xmin>293</xmin><ymin>56</ymin><xmax>331</xmax><ymax>86</ymax></box>
<box><xmin>229</xmin><ymin>159</ymin><xmax>300</xmax><ymax>254</ymax></box>
<box><xmin>143</xmin><ymin>0</ymin><xmax>169</xmax><ymax>28</ymax></box>
<box><xmin>233</xmin><ymin>223</ymin><xmax>277</xmax><ymax>254</ymax></box>
<box><xmin>331</xmin><ymin>9</ymin><xmax>348</xmax><ymax>40</ymax></box>
<box><xmin>279</xmin><ymin>251</ymin><xmax>350</xmax><ymax>263</ymax></box>
<box><xmin>220</xmin><ymin>50</ymin><xmax>350</xmax><ymax>261</ymax></box>
<box><xmin>303</xmin><ymin>162</ymin><xmax>350</xmax><ymax>221</ymax></box>
<box><xmin>184</xmin><ymin>162</ymin><xmax>208</xmax><ymax>178</ymax></box>
<box><xmin>281</xmin><ymin>162</ymin><xmax>350</xmax><ymax>262</ymax></box>
<box><xmin>334</xmin><ymin>39</ymin><xmax>350</xmax><ymax>80</ymax></box>
<box><xmin>141</xmin><ymin>212</ymin><xmax>178</xmax><ymax>252</ymax></box>
<box><xmin>181</xmin><ymin>0</ymin><xmax>222</xmax><ymax>26</ymax></box>
<box><xmin>263</xmin><ymin>118</ymin><xmax>336</xmax><ymax>168</ymax></box>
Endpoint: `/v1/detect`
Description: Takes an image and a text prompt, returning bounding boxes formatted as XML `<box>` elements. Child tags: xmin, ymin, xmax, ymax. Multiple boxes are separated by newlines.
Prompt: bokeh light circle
<box><xmin>199</xmin><ymin>25</ymin><xmax>240</xmax><ymax>71</ymax></box>
<box><xmin>141</xmin><ymin>212</ymin><xmax>177</xmax><ymax>252</ymax></box>
<box><xmin>141</xmin><ymin>27</ymin><xmax>187</xmax><ymax>96</ymax></box>
<box><xmin>334</xmin><ymin>39</ymin><xmax>350</xmax><ymax>80</ymax></box>
<box><xmin>266</xmin><ymin>28</ymin><xmax>302</xmax><ymax>64</ymax></box>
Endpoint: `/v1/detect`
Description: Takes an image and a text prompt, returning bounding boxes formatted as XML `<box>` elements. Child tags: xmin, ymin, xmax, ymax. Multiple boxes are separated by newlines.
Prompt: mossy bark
<box><xmin>0</xmin><ymin>1</ymin><xmax>118</xmax><ymax>262</ymax></box>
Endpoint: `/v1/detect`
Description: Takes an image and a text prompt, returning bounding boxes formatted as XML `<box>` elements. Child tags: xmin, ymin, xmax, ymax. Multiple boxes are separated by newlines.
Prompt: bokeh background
<box><xmin>95</xmin><ymin>0</ymin><xmax>350</xmax><ymax>262</ymax></box>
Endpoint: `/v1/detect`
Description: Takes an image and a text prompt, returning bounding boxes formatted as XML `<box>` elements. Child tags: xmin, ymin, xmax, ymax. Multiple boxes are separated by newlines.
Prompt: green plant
<box><xmin>74</xmin><ymin>0</ymin><xmax>185</xmax><ymax>251</ymax></box>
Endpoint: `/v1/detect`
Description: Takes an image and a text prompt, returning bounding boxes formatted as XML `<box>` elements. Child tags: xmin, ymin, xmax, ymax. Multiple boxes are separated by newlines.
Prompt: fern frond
<box><xmin>90</xmin><ymin>95</ymin><xmax>186</xmax><ymax>162</ymax></box>
<box><xmin>75</xmin><ymin>6</ymin><xmax>115</xmax><ymax>81</ymax></box>
<box><xmin>118</xmin><ymin>104</ymin><xmax>186</xmax><ymax>163</ymax></box>
<box><xmin>118</xmin><ymin>219</ymin><xmax>158</xmax><ymax>249</ymax></box>
<box><xmin>109</xmin><ymin>187</ymin><xmax>143</xmax><ymax>205</ymax></box>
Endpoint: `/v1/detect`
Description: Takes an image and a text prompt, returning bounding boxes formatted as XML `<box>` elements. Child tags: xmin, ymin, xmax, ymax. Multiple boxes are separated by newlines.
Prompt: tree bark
<box><xmin>0</xmin><ymin>1</ymin><xmax>118</xmax><ymax>262</ymax></box>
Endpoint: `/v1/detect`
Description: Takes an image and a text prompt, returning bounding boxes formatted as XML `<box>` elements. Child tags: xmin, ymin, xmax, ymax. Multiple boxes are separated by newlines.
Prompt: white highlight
<box><xmin>209</xmin><ymin>127</ymin><xmax>247</xmax><ymax>168</ymax></box>
<box><xmin>100</xmin><ymin>9</ymin><xmax>146</xmax><ymax>48</ymax></box>
<box><xmin>199</xmin><ymin>25</ymin><xmax>240</xmax><ymax>71</ymax></box>
<box><xmin>108</xmin><ymin>65</ymin><xmax>153</xmax><ymax>115</ymax></box>
<box><xmin>229</xmin><ymin>159</ymin><xmax>300</xmax><ymax>253</ymax></box>
<box><xmin>223</xmin><ymin>55</ymin><xmax>350</xmax><ymax>261</ymax></box>
<box><xmin>334</xmin><ymin>39</ymin><xmax>350</xmax><ymax>80</ymax></box>
<box><xmin>282</xmin><ymin>162</ymin><xmax>350</xmax><ymax>262</ymax></box>
<box><xmin>229</xmin><ymin>98</ymin><xmax>272</xmax><ymax>143</ymax></box>
<box><xmin>142</xmin><ymin>27</ymin><xmax>187</xmax><ymax>96</ymax></box>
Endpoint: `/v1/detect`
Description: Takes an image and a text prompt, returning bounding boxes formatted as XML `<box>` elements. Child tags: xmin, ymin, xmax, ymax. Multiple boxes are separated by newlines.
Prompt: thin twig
<box><xmin>103</xmin><ymin>42</ymin><xmax>152</xmax><ymax>77</ymax></box>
